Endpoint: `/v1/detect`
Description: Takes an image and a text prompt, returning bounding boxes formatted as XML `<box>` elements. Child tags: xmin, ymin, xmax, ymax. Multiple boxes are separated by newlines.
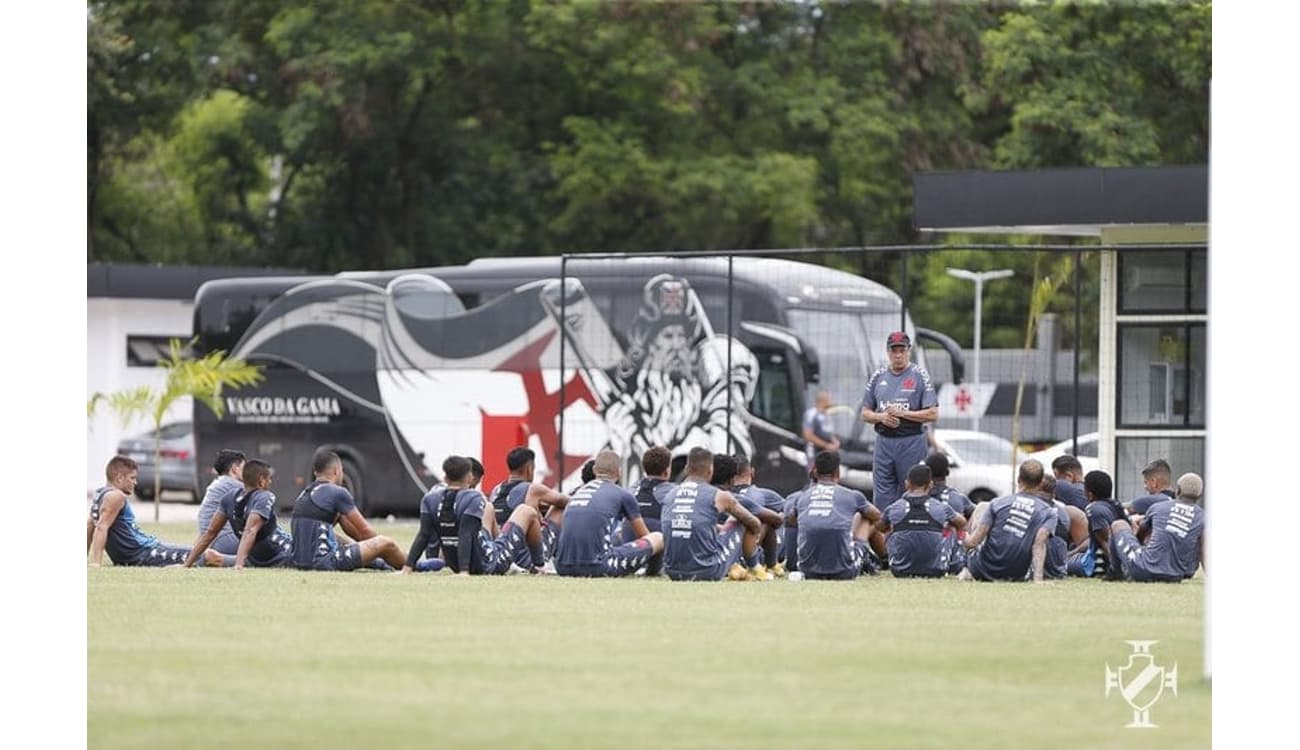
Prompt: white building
<box><xmin>86</xmin><ymin>263</ymin><xmax>301</xmax><ymax>495</ymax></box>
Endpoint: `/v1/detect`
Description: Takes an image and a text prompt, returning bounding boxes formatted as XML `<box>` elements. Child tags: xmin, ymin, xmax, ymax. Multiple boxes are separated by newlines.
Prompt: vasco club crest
<box><xmin>1104</xmin><ymin>640</ymin><xmax>1179</xmax><ymax>728</ymax></box>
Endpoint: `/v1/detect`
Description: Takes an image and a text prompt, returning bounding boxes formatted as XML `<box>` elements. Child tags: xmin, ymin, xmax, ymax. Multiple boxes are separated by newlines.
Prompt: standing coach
<box><xmin>860</xmin><ymin>331</ymin><xmax>938</xmax><ymax>508</ymax></box>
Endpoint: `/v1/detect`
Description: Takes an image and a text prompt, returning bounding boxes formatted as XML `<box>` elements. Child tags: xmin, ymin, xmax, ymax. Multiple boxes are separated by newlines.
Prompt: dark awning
<box><xmin>913</xmin><ymin>165</ymin><xmax>1207</xmax><ymax>236</ymax></box>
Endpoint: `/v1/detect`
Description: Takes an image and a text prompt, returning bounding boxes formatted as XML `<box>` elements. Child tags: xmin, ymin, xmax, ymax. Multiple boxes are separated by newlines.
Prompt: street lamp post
<box><xmin>946</xmin><ymin>268</ymin><xmax>1014</xmax><ymax>434</ymax></box>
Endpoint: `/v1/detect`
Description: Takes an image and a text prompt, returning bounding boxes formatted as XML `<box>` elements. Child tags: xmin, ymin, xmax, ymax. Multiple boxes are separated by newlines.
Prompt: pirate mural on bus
<box><xmin>229</xmin><ymin>272</ymin><xmax>758</xmax><ymax>492</ymax></box>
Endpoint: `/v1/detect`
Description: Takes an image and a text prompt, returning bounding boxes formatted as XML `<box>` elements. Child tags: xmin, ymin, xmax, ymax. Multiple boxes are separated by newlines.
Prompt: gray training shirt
<box><xmin>794</xmin><ymin>482</ymin><xmax>872</xmax><ymax>577</ymax></box>
<box><xmin>862</xmin><ymin>363</ymin><xmax>938</xmax><ymax>438</ymax></box>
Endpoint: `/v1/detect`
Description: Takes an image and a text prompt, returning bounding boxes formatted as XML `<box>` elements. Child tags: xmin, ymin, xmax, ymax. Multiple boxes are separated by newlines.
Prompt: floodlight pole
<box><xmin>946</xmin><ymin>268</ymin><xmax>1014</xmax><ymax>434</ymax></box>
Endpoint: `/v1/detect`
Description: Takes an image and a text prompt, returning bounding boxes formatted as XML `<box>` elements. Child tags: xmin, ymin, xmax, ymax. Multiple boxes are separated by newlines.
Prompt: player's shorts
<box><xmin>556</xmin><ymin>537</ymin><xmax>657</xmax><ymax>578</ymax></box>
<box><xmin>247</xmin><ymin>531</ymin><xmax>295</xmax><ymax>568</ymax></box>
<box><xmin>308</xmin><ymin>543</ymin><xmax>365</xmax><ymax>571</ymax></box>
<box><xmin>805</xmin><ymin>539</ymin><xmax>868</xmax><ymax>580</ymax></box>
<box><xmin>514</xmin><ymin>519</ymin><xmax>560</xmax><ymax>568</ymax></box>
<box><xmin>125</xmin><ymin>543</ymin><xmax>193</xmax><ymax>567</ymax></box>
<box><xmin>478</xmin><ymin>522</ymin><xmax>527</xmax><ymax>575</ymax></box>
<box><xmin>1109</xmin><ymin>527</ymin><xmax>1179</xmax><ymax>582</ymax></box>
<box><xmin>1045</xmin><ymin>536</ymin><xmax>1068</xmax><ymax>579</ymax></box>
<box><xmin>964</xmin><ymin>547</ymin><xmax>1031</xmax><ymax>582</ymax></box>
<box><xmin>211</xmin><ymin>530</ymin><xmax>241</xmax><ymax>556</ymax></box>
<box><xmin>665</xmin><ymin>523</ymin><xmax>745</xmax><ymax>582</ymax></box>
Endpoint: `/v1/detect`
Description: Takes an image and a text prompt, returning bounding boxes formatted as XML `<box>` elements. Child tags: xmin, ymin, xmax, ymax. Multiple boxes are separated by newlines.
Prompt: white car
<box><xmin>932</xmin><ymin>428</ymin><xmax>1023</xmax><ymax>505</ymax></box>
<box><xmin>1025</xmin><ymin>432</ymin><xmax>1101</xmax><ymax>475</ymax></box>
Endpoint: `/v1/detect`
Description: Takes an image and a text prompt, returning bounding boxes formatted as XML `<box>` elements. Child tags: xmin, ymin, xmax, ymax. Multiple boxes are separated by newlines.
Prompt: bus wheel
<box><xmin>341</xmin><ymin>457</ymin><xmax>367</xmax><ymax>513</ymax></box>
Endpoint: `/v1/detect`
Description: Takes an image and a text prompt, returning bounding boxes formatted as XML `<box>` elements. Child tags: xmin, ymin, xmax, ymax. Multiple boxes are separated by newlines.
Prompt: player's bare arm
<box><xmin>962</xmin><ymin>510</ymin><xmax>991</xmax><ymax>550</ymax></box>
<box><xmin>529</xmin><ymin>484</ymin><xmax>569</xmax><ymax>509</ymax></box>
<box><xmin>339</xmin><ymin>509</ymin><xmax>376</xmax><ymax>542</ymax></box>
<box><xmin>861</xmin><ymin>405</ymin><xmax>900</xmax><ymax>429</ymax></box>
<box><xmin>860</xmin><ymin>503</ymin><xmax>883</xmax><ymax>525</ymax></box>
<box><xmin>86</xmin><ymin>516</ymin><xmax>95</xmax><ymax>554</ymax></box>
<box><xmin>1030</xmin><ymin>526</ymin><xmax>1050</xmax><ymax>583</ymax></box>
<box><xmin>89</xmin><ymin>490</ymin><xmax>126</xmax><ymax>567</ymax></box>
<box><xmin>629</xmin><ymin>516</ymin><xmax>651</xmax><ymax>540</ymax></box>
<box><xmin>234</xmin><ymin>513</ymin><xmax>265</xmax><ymax>570</ymax></box>
<box><xmin>718</xmin><ymin>491</ymin><xmax>762</xmax><ymax>534</ymax></box>
<box><xmin>183</xmin><ymin>510</ymin><xmax>228</xmax><ymax>567</ymax></box>
<box><xmin>755</xmin><ymin>507</ymin><xmax>784</xmax><ymax>529</ymax></box>
<box><xmin>949</xmin><ymin>513</ymin><xmax>968</xmax><ymax>532</ymax></box>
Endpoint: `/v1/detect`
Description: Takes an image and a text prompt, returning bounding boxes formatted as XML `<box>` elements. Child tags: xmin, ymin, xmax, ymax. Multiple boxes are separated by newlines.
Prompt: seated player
<box><xmin>786</xmin><ymin>450</ymin><xmax>882</xmax><ymax>581</ymax></box>
<box><xmin>1127</xmin><ymin>458</ymin><xmax>1177</xmax><ymax>517</ymax></box>
<box><xmin>183</xmin><ymin>458</ymin><xmax>294</xmax><ymax>569</ymax></box>
<box><xmin>662</xmin><ymin>447</ymin><xmax>764</xmax><ymax>582</ymax></box>
<box><xmin>958</xmin><ymin>460</ymin><xmax>1055</xmax><ymax>583</ymax></box>
<box><xmin>1109</xmin><ymin>472</ymin><xmax>1206</xmax><ymax>583</ymax></box>
<box><xmin>88</xmin><ymin>455</ymin><xmax>225</xmax><ymax>568</ymax></box>
<box><xmin>876</xmin><ymin>463</ymin><xmax>965</xmax><ymax>578</ymax></box>
<box><xmin>289</xmin><ymin>450</ymin><xmax>406</xmax><ymax>572</ymax></box>
<box><xmin>729</xmin><ymin>454</ymin><xmax>789</xmax><ymax>576</ymax></box>
<box><xmin>924</xmin><ymin>452</ymin><xmax>974</xmax><ymax>520</ymax></box>
<box><xmin>196</xmin><ymin>449</ymin><xmax>245</xmax><ymax>555</ymax></box>
<box><xmin>407</xmin><ymin>455</ymin><xmax>549</xmax><ymax>576</ymax></box>
<box><xmin>553</xmin><ymin>450</ymin><xmax>665</xmax><ymax>577</ymax></box>
<box><xmin>488</xmin><ymin>447</ymin><xmax>568</xmax><ymax>568</ymax></box>
<box><xmin>708</xmin><ymin>454</ymin><xmax>782</xmax><ymax>581</ymax></box>
<box><xmin>1068</xmin><ymin>469</ymin><xmax>1129</xmax><ymax>579</ymax></box>
<box><xmin>1050</xmin><ymin>455</ymin><xmax>1089</xmax><ymax>511</ymax></box>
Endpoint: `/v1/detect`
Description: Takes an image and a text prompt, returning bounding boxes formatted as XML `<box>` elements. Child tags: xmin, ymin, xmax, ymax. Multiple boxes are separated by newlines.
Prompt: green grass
<box><xmin>89</xmin><ymin>521</ymin><xmax>1209</xmax><ymax>750</ymax></box>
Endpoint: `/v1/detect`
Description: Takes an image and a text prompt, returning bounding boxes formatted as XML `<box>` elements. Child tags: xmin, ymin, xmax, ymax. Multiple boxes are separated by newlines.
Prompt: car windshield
<box><xmin>943</xmin><ymin>433</ymin><xmax>1017</xmax><ymax>465</ymax></box>
<box><xmin>787</xmin><ymin>308</ymin><xmax>909</xmax><ymax>440</ymax></box>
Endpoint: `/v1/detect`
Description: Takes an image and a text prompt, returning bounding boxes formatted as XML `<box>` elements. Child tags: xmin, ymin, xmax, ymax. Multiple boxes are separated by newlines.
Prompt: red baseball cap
<box><xmin>887</xmin><ymin>331</ymin><xmax>911</xmax><ymax>348</ymax></box>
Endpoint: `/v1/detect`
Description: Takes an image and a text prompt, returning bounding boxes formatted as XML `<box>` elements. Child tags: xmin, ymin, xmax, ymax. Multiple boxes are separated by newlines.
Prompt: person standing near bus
<box><xmin>289</xmin><ymin>450</ymin><xmax>406</xmax><ymax>572</ymax></box>
<box><xmin>860</xmin><ymin>331</ymin><xmax>939</xmax><ymax>508</ymax></box>
<box><xmin>802</xmin><ymin>390</ymin><xmax>840</xmax><ymax>465</ymax></box>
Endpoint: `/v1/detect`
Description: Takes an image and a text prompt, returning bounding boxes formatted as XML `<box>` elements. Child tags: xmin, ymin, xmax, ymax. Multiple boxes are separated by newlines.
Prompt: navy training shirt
<box><xmin>1134</xmin><ymin>500</ymin><xmax>1205</xmax><ymax>579</ymax></box>
<box><xmin>90</xmin><ymin>486</ymin><xmax>160</xmax><ymax>564</ymax></box>
<box><xmin>929</xmin><ymin>482</ymin><xmax>974</xmax><ymax>519</ymax></box>
<box><xmin>884</xmin><ymin>494</ymin><xmax>956</xmax><ymax>576</ymax></box>
<box><xmin>795</xmin><ymin>482</ymin><xmax>872</xmax><ymax>577</ymax></box>
<box><xmin>1054</xmin><ymin>480</ymin><xmax>1088</xmax><ymax>511</ymax></box>
<box><xmin>662</xmin><ymin>481</ymin><xmax>728</xmax><ymax>578</ymax></box>
<box><xmin>290</xmin><ymin>481</ymin><xmax>357</xmax><ymax>569</ymax></box>
<box><xmin>224</xmin><ymin>487</ymin><xmax>292</xmax><ymax>564</ymax></box>
<box><xmin>970</xmin><ymin>493</ymin><xmax>1056</xmax><ymax>580</ymax></box>
<box><xmin>862</xmin><ymin>362</ymin><xmax>938</xmax><ymax>438</ymax></box>
<box><xmin>554</xmin><ymin>479</ymin><xmax>640</xmax><ymax>570</ymax></box>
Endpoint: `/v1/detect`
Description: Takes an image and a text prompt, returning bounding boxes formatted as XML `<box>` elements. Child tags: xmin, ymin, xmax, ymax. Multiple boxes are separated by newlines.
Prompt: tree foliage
<box><xmin>87</xmin><ymin>0</ymin><xmax>1209</xmax><ymax>351</ymax></box>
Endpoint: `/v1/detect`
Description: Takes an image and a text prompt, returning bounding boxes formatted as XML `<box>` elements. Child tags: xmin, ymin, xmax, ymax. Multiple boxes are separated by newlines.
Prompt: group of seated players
<box><xmin>86</xmin><ymin>443</ymin><xmax>1206</xmax><ymax>585</ymax></box>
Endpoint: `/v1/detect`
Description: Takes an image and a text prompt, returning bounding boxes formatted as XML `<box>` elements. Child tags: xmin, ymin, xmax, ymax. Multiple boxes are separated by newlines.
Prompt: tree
<box><xmin>88</xmin><ymin>339</ymin><xmax>264</xmax><ymax>522</ymax></box>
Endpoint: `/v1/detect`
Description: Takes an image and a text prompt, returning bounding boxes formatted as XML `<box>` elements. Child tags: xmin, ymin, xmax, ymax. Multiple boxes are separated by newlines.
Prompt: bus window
<box><xmin>751</xmin><ymin>348</ymin><xmax>796</xmax><ymax>433</ymax></box>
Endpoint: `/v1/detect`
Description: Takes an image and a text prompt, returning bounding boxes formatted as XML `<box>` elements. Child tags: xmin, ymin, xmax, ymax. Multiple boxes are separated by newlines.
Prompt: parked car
<box><xmin>933</xmin><ymin>428</ymin><xmax>1024</xmax><ymax>505</ymax></box>
<box><xmin>116</xmin><ymin>421</ymin><xmax>200</xmax><ymax>501</ymax></box>
<box><xmin>1025</xmin><ymin>432</ymin><xmax>1101</xmax><ymax>475</ymax></box>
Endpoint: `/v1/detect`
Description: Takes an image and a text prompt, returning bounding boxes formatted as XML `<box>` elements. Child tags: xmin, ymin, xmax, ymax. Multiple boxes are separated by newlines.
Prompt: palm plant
<box><xmin>88</xmin><ymin>338</ymin><xmax>264</xmax><ymax>521</ymax></box>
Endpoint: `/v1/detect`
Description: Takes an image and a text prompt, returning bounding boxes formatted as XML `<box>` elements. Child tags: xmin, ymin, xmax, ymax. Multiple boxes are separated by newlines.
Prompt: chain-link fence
<box><xmin>553</xmin><ymin>244</ymin><xmax>1205</xmax><ymax>502</ymax></box>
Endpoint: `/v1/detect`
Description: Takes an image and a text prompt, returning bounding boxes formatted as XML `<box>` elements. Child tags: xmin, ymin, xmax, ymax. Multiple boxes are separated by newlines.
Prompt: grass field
<box><xmin>88</xmin><ymin>520</ymin><xmax>1209</xmax><ymax>749</ymax></box>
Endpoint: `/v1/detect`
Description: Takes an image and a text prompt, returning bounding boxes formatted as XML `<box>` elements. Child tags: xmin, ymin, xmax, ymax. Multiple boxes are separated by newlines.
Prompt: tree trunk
<box><xmin>154</xmin><ymin>428</ymin><xmax>162</xmax><ymax>523</ymax></box>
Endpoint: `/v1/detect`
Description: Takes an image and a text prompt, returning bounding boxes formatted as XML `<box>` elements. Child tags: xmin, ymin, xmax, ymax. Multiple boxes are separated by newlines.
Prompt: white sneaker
<box><xmin>539</xmin><ymin>560</ymin><xmax>558</xmax><ymax>575</ymax></box>
<box><xmin>506</xmin><ymin>562</ymin><xmax>529</xmax><ymax>575</ymax></box>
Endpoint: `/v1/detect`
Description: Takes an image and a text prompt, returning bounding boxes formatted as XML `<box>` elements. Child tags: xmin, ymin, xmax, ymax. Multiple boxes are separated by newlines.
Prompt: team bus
<box><xmin>192</xmin><ymin>256</ymin><xmax>961</xmax><ymax>514</ymax></box>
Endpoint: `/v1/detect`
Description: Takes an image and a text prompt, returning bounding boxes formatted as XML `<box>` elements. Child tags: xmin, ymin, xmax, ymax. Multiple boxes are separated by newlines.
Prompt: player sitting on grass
<box><xmin>88</xmin><ymin>455</ymin><xmax>226</xmax><ymax>568</ymax></box>
<box><xmin>183</xmin><ymin>458</ymin><xmax>293</xmax><ymax>569</ymax></box>
<box><xmin>421</xmin><ymin>455</ymin><xmax>549</xmax><ymax>575</ymax></box>
<box><xmin>663</xmin><ymin>446</ymin><xmax>766</xmax><ymax>582</ymax></box>
<box><xmin>552</xmin><ymin>450</ymin><xmax>664</xmax><ymax>577</ymax></box>
<box><xmin>958</xmin><ymin>459</ymin><xmax>1055</xmax><ymax>584</ymax></box>
<box><xmin>1108</xmin><ymin>472</ymin><xmax>1206</xmax><ymax>583</ymax></box>
<box><xmin>728</xmin><ymin>454</ymin><xmax>789</xmax><ymax>577</ymax></box>
<box><xmin>1067</xmin><ymin>469</ymin><xmax>1129</xmax><ymax>579</ymax></box>
<box><xmin>785</xmin><ymin>450</ymin><xmax>882</xmax><ymax>581</ymax></box>
<box><xmin>1035</xmin><ymin>475</ymin><xmax>1088</xmax><ymax>580</ymax></box>
<box><xmin>1050</xmin><ymin>455</ymin><xmax>1089</xmax><ymax>511</ymax></box>
<box><xmin>875</xmin><ymin>463</ymin><xmax>965</xmax><ymax>578</ymax></box>
<box><xmin>289</xmin><ymin>450</ymin><xmax>406</xmax><ymax>572</ymax></box>
<box><xmin>196</xmin><ymin>449</ymin><xmax>245</xmax><ymax>556</ymax></box>
<box><xmin>711</xmin><ymin>454</ymin><xmax>783</xmax><ymax>581</ymax></box>
<box><xmin>488</xmin><ymin>447</ymin><xmax>568</xmax><ymax>569</ymax></box>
